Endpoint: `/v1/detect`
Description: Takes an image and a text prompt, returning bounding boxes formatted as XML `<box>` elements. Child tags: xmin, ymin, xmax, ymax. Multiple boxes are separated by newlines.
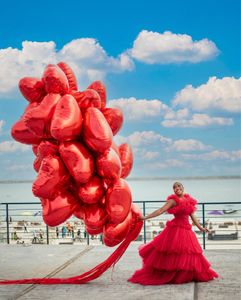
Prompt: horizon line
<box><xmin>0</xmin><ymin>175</ymin><xmax>240</xmax><ymax>183</ymax></box>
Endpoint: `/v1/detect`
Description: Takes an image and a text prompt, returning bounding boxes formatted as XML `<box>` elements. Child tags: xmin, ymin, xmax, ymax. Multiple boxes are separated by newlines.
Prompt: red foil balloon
<box><xmin>38</xmin><ymin>140</ymin><xmax>59</xmax><ymax>158</ymax></box>
<box><xmin>84</xmin><ymin>204</ymin><xmax>108</xmax><ymax>229</ymax></box>
<box><xmin>32</xmin><ymin>155</ymin><xmax>69</xmax><ymax>199</ymax></box>
<box><xmin>105</xmin><ymin>178</ymin><xmax>132</xmax><ymax>224</ymax></box>
<box><xmin>111</xmin><ymin>141</ymin><xmax>120</xmax><ymax>157</ymax></box>
<box><xmin>24</xmin><ymin>93</ymin><xmax>61</xmax><ymax>137</ymax></box>
<box><xmin>51</xmin><ymin>94</ymin><xmax>82</xmax><ymax>141</ymax></box>
<box><xmin>88</xmin><ymin>81</ymin><xmax>106</xmax><ymax>108</ymax></box>
<box><xmin>78</xmin><ymin>175</ymin><xmax>105</xmax><ymax>204</ymax></box>
<box><xmin>83</xmin><ymin>107</ymin><xmax>113</xmax><ymax>153</ymax></box>
<box><xmin>11</xmin><ymin>118</ymin><xmax>41</xmax><ymax>145</ymax></box>
<box><xmin>59</xmin><ymin>141</ymin><xmax>94</xmax><ymax>184</ymax></box>
<box><xmin>73</xmin><ymin>205</ymin><xmax>85</xmax><ymax>220</ymax></box>
<box><xmin>32</xmin><ymin>145</ymin><xmax>39</xmax><ymax>156</ymax></box>
<box><xmin>57</xmin><ymin>62</ymin><xmax>78</xmax><ymax>92</ymax></box>
<box><xmin>41</xmin><ymin>191</ymin><xmax>78</xmax><ymax>227</ymax></box>
<box><xmin>19</xmin><ymin>77</ymin><xmax>46</xmax><ymax>103</ymax></box>
<box><xmin>119</xmin><ymin>143</ymin><xmax>133</xmax><ymax>178</ymax></box>
<box><xmin>103</xmin><ymin>210</ymin><xmax>132</xmax><ymax>247</ymax></box>
<box><xmin>96</xmin><ymin>148</ymin><xmax>122</xmax><ymax>184</ymax></box>
<box><xmin>101</xmin><ymin>108</ymin><xmax>123</xmax><ymax>135</ymax></box>
<box><xmin>72</xmin><ymin>89</ymin><xmax>101</xmax><ymax>110</ymax></box>
<box><xmin>42</xmin><ymin>64</ymin><xmax>69</xmax><ymax>95</ymax></box>
<box><xmin>86</xmin><ymin>226</ymin><xmax>103</xmax><ymax>235</ymax></box>
<box><xmin>33</xmin><ymin>155</ymin><xmax>42</xmax><ymax>172</ymax></box>
<box><xmin>33</xmin><ymin>141</ymin><xmax>59</xmax><ymax>172</ymax></box>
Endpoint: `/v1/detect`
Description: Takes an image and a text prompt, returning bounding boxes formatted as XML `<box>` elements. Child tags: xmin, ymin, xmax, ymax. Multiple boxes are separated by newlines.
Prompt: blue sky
<box><xmin>0</xmin><ymin>0</ymin><xmax>240</xmax><ymax>179</ymax></box>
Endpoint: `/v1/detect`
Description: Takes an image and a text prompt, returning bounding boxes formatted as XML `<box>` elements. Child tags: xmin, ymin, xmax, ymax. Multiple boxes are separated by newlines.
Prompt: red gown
<box><xmin>128</xmin><ymin>194</ymin><xmax>219</xmax><ymax>285</ymax></box>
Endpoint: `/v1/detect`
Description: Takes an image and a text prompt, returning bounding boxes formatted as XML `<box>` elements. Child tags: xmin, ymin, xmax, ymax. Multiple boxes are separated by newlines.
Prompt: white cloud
<box><xmin>146</xmin><ymin>159</ymin><xmax>186</xmax><ymax>170</ymax></box>
<box><xmin>7</xmin><ymin>164</ymin><xmax>32</xmax><ymax>171</ymax></box>
<box><xmin>0</xmin><ymin>38</ymin><xmax>134</xmax><ymax>97</ymax></box>
<box><xmin>167</xmin><ymin>139</ymin><xmax>212</xmax><ymax>152</ymax></box>
<box><xmin>108</xmin><ymin>97</ymin><xmax>169</xmax><ymax>121</ymax></box>
<box><xmin>126</xmin><ymin>131</ymin><xmax>172</xmax><ymax>147</ymax></box>
<box><xmin>109</xmin><ymin>98</ymin><xmax>234</xmax><ymax>128</ymax></box>
<box><xmin>162</xmin><ymin>113</ymin><xmax>233</xmax><ymax>127</ymax></box>
<box><xmin>130</xmin><ymin>30</ymin><xmax>219</xmax><ymax>64</ymax></box>
<box><xmin>0</xmin><ymin>120</ymin><xmax>4</xmax><ymax>132</ymax></box>
<box><xmin>0</xmin><ymin>141</ymin><xmax>30</xmax><ymax>153</ymax></box>
<box><xmin>173</xmin><ymin>76</ymin><xmax>241</xmax><ymax>112</ymax></box>
<box><xmin>182</xmin><ymin>150</ymin><xmax>241</xmax><ymax>161</ymax></box>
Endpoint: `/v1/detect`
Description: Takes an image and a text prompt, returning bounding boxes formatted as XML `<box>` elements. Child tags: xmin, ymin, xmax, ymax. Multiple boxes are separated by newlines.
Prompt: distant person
<box><xmin>71</xmin><ymin>227</ymin><xmax>74</xmax><ymax>239</ymax></box>
<box><xmin>39</xmin><ymin>229</ymin><xmax>43</xmax><ymax>240</ymax></box>
<box><xmin>61</xmin><ymin>226</ymin><xmax>67</xmax><ymax>238</ymax></box>
<box><xmin>56</xmin><ymin>227</ymin><xmax>59</xmax><ymax>238</ymax></box>
<box><xmin>13</xmin><ymin>231</ymin><xmax>19</xmax><ymax>241</ymax></box>
<box><xmin>67</xmin><ymin>223</ymin><xmax>72</xmax><ymax>236</ymax></box>
<box><xmin>32</xmin><ymin>230</ymin><xmax>37</xmax><ymax>244</ymax></box>
<box><xmin>24</xmin><ymin>223</ymin><xmax>28</xmax><ymax>233</ymax></box>
<box><xmin>128</xmin><ymin>182</ymin><xmax>219</xmax><ymax>285</ymax></box>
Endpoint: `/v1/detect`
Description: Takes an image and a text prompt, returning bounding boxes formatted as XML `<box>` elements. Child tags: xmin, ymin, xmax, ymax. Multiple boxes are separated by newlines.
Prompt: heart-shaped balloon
<box><xmin>105</xmin><ymin>178</ymin><xmax>132</xmax><ymax>224</ymax></box>
<box><xmin>119</xmin><ymin>143</ymin><xmax>133</xmax><ymax>178</ymax></box>
<box><xmin>33</xmin><ymin>140</ymin><xmax>59</xmax><ymax>172</ymax></box>
<box><xmin>11</xmin><ymin>118</ymin><xmax>41</xmax><ymax>145</ymax></box>
<box><xmin>78</xmin><ymin>175</ymin><xmax>105</xmax><ymax>204</ymax></box>
<box><xmin>59</xmin><ymin>141</ymin><xmax>94</xmax><ymax>184</ymax></box>
<box><xmin>84</xmin><ymin>204</ymin><xmax>108</xmax><ymax>229</ymax></box>
<box><xmin>41</xmin><ymin>191</ymin><xmax>78</xmax><ymax>226</ymax></box>
<box><xmin>103</xmin><ymin>210</ymin><xmax>132</xmax><ymax>247</ymax></box>
<box><xmin>24</xmin><ymin>93</ymin><xmax>61</xmax><ymax>137</ymax></box>
<box><xmin>57</xmin><ymin>62</ymin><xmax>78</xmax><ymax>92</ymax></box>
<box><xmin>88</xmin><ymin>81</ymin><xmax>106</xmax><ymax>108</ymax></box>
<box><xmin>72</xmin><ymin>89</ymin><xmax>101</xmax><ymax>110</ymax></box>
<box><xmin>19</xmin><ymin>77</ymin><xmax>46</xmax><ymax>103</ymax></box>
<box><xmin>101</xmin><ymin>107</ymin><xmax>123</xmax><ymax>135</ymax></box>
<box><xmin>96</xmin><ymin>148</ymin><xmax>122</xmax><ymax>184</ymax></box>
<box><xmin>42</xmin><ymin>64</ymin><xmax>69</xmax><ymax>95</ymax></box>
<box><xmin>83</xmin><ymin>107</ymin><xmax>113</xmax><ymax>153</ymax></box>
<box><xmin>32</xmin><ymin>155</ymin><xmax>69</xmax><ymax>199</ymax></box>
<box><xmin>73</xmin><ymin>204</ymin><xmax>85</xmax><ymax>220</ymax></box>
<box><xmin>51</xmin><ymin>94</ymin><xmax>82</xmax><ymax>141</ymax></box>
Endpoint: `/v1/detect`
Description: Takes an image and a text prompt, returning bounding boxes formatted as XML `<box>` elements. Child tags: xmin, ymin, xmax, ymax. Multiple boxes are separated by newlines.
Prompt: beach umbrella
<box><xmin>208</xmin><ymin>210</ymin><xmax>224</xmax><ymax>215</ymax></box>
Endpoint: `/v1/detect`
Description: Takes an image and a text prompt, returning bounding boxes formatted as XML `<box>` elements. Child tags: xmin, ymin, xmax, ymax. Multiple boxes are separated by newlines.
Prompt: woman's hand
<box><xmin>139</xmin><ymin>215</ymin><xmax>146</xmax><ymax>221</ymax></box>
<box><xmin>200</xmin><ymin>227</ymin><xmax>209</xmax><ymax>233</ymax></box>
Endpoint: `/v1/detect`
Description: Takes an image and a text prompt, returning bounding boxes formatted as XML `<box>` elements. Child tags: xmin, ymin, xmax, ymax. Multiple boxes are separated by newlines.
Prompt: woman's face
<box><xmin>173</xmin><ymin>183</ymin><xmax>184</xmax><ymax>197</ymax></box>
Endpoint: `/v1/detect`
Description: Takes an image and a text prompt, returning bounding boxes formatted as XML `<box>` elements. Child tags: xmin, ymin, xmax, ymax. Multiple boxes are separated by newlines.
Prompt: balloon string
<box><xmin>0</xmin><ymin>218</ymin><xmax>143</xmax><ymax>285</ymax></box>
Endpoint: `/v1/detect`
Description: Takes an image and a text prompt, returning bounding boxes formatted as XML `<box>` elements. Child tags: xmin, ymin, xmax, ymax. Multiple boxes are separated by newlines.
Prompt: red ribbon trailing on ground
<box><xmin>0</xmin><ymin>214</ymin><xmax>143</xmax><ymax>284</ymax></box>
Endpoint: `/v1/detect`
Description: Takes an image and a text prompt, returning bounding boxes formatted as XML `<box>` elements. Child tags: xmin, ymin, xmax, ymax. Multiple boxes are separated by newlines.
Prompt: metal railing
<box><xmin>0</xmin><ymin>201</ymin><xmax>241</xmax><ymax>249</ymax></box>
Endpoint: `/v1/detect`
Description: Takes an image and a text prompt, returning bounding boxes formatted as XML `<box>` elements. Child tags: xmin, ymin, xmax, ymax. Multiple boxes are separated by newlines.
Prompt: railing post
<box><xmin>46</xmin><ymin>225</ymin><xmax>49</xmax><ymax>244</ymax></box>
<box><xmin>6</xmin><ymin>204</ymin><xmax>10</xmax><ymax>244</ymax></box>
<box><xmin>87</xmin><ymin>232</ymin><xmax>90</xmax><ymax>245</ymax></box>
<box><xmin>202</xmin><ymin>203</ymin><xmax>206</xmax><ymax>250</ymax></box>
<box><xmin>143</xmin><ymin>201</ymin><xmax>146</xmax><ymax>244</ymax></box>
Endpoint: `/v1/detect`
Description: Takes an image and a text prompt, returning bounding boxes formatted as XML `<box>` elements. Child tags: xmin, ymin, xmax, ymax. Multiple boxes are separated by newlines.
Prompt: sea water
<box><xmin>0</xmin><ymin>178</ymin><xmax>240</xmax><ymax>216</ymax></box>
<box><xmin>0</xmin><ymin>178</ymin><xmax>240</xmax><ymax>204</ymax></box>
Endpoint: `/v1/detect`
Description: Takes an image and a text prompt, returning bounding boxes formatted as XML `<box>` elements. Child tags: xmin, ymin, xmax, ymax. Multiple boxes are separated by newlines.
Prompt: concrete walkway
<box><xmin>0</xmin><ymin>244</ymin><xmax>240</xmax><ymax>300</ymax></box>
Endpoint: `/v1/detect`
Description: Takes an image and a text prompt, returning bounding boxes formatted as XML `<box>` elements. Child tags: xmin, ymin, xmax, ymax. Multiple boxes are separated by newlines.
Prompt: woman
<box><xmin>128</xmin><ymin>182</ymin><xmax>219</xmax><ymax>285</ymax></box>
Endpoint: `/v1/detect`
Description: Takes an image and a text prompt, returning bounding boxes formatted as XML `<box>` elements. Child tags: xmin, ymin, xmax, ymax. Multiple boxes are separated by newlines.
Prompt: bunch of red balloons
<box><xmin>11</xmin><ymin>62</ymin><xmax>137</xmax><ymax>247</ymax></box>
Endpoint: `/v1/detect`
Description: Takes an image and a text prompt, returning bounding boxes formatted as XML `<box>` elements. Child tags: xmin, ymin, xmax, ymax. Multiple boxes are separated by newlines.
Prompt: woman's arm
<box><xmin>190</xmin><ymin>213</ymin><xmax>209</xmax><ymax>233</ymax></box>
<box><xmin>141</xmin><ymin>200</ymin><xmax>176</xmax><ymax>221</ymax></box>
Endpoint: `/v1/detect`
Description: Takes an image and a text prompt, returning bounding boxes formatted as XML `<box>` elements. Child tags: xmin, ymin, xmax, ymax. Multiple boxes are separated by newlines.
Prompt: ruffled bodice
<box><xmin>166</xmin><ymin>193</ymin><xmax>197</xmax><ymax>216</ymax></box>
